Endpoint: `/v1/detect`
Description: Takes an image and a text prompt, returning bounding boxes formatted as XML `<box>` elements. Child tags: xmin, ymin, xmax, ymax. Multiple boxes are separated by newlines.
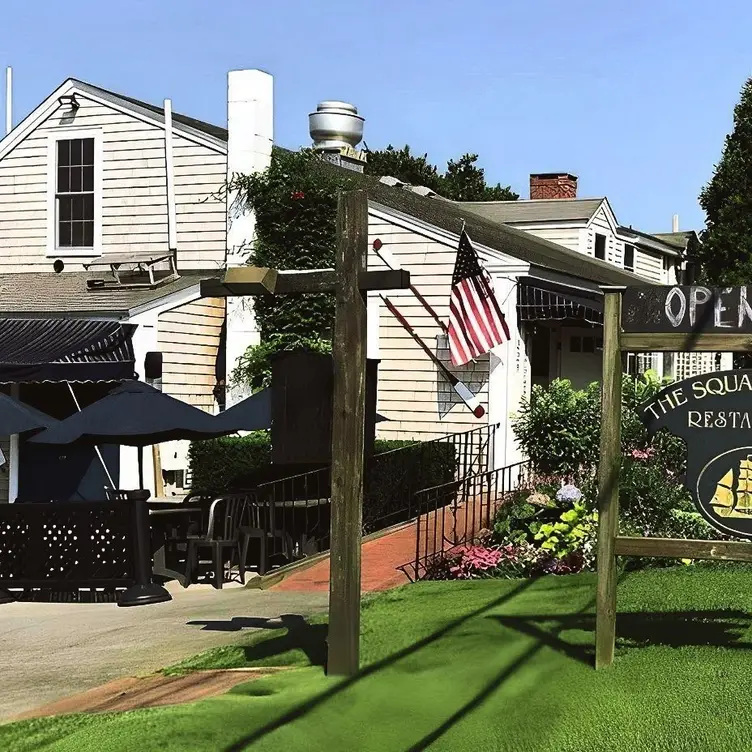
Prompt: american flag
<box><xmin>448</xmin><ymin>230</ymin><xmax>510</xmax><ymax>367</ymax></box>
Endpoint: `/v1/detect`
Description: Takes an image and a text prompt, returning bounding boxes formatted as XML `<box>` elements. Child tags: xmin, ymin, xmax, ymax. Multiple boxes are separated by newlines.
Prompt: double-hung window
<box><xmin>48</xmin><ymin>131</ymin><xmax>100</xmax><ymax>255</ymax></box>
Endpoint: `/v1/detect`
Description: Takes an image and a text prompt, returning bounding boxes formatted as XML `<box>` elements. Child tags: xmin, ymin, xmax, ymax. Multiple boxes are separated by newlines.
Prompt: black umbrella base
<box><xmin>117</xmin><ymin>582</ymin><xmax>172</xmax><ymax>607</ymax></box>
<box><xmin>0</xmin><ymin>589</ymin><xmax>15</xmax><ymax>604</ymax></box>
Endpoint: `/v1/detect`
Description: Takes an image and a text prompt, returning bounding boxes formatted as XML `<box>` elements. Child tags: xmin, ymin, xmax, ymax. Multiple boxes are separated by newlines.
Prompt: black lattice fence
<box><xmin>0</xmin><ymin>501</ymin><xmax>136</xmax><ymax>592</ymax></box>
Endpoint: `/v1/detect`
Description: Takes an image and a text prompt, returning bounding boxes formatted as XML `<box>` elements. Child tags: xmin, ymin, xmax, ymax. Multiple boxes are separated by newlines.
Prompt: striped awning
<box><xmin>0</xmin><ymin>319</ymin><xmax>136</xmax><ymax>383</ymax></box>
<box><xmin>517</xmin><ymin>282</ymin><xmax>603</xmax><ymax>325</ymax></box>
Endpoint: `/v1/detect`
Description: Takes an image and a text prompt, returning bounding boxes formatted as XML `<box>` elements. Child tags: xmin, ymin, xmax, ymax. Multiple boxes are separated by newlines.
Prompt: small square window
<box><xmin>570</xmin><ymin>336</ymin><xmax>581</xmax><ymax>353</ymax></box>
<box><xmin>582</xmin><ymin>337</ymin><xmax>595</xmax><ymax>353</ymax></box>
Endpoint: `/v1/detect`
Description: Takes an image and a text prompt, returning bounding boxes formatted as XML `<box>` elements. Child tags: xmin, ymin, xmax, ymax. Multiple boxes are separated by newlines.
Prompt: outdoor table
<box><xmin>148</xmin><ymin>506</ymin><xmax>202</xmax><ymax>587</ymax></box>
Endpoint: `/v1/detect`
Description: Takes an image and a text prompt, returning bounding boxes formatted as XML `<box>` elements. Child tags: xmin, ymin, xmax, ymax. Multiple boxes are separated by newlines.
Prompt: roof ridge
<box><xmin>70</xmin><ymin>78</ymin><xmax>228</xmax><ymax>142</ymax></box>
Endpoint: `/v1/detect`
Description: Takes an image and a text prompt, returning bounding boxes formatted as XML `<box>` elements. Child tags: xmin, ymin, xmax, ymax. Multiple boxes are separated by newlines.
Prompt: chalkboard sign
<box><xmin>639</xmin><ymin>370</ymin><xmax>752</xmax><ymax>539</ymax></box>
<box><xmin>623</xmin><ymin>286</ymin><xmax>752</xmax><ymax>334</ymax></box>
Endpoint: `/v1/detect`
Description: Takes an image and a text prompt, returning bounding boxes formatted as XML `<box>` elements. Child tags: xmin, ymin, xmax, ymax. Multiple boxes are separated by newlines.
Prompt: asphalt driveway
<box><xmin>0</xmin><ymin>582</ymin><xmax>328</xmax><ymax>721</ymax></box>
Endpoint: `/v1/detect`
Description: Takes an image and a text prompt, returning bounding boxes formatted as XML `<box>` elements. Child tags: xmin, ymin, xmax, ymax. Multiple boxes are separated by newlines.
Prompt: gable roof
<box><xmin>87</xmin><ymin>82</ymin><xmax>228</xmax><ymax>142</ymax></box>
<box><xmin>0</xmin><ymin>78</ymin><xmax>227</xmax><ymax>162</ymax></box>
<box><xmin>0</xmin><ymin>271</ymin><xmax>210</xmax><ymax>318</ymax></box>
<box><xmin>312</xmin><ymin>164</ymin><xmax>643</xmax><ymax>287</ymax></box>
<box><xmin>457</xmin><ymin>198</ymin><xmax>604</xmax><ymax>224</ymax></box>
<box><xmin>652</xmin><ymin>231</ymin><xmax>696</xmax><ymax>251</ymax></box>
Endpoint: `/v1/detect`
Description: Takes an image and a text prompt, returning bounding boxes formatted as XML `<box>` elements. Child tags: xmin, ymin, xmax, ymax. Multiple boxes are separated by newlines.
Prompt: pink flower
<box><xmin>290</xmin><ymin>190</ymin><xmax>305</xmax><ymax>200</ymax></box>
<box><xmin>630</xmin><ymin>448</ymin><xmax>655</xmax><ymax>460</ymax></box>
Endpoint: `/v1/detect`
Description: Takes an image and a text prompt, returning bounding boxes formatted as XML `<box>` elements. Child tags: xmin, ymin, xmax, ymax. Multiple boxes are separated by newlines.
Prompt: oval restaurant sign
<box><xmin>639</xmin><ymin>370</ymin><xmax>752</xmax><ymax>539</ymax></box>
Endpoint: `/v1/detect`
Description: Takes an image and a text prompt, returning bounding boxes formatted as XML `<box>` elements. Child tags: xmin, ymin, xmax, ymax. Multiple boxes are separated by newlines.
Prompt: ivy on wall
<box><xmin>229</xmin><ymin>148</ymin><xmax>354</xmax><ymax>389</ymax></box>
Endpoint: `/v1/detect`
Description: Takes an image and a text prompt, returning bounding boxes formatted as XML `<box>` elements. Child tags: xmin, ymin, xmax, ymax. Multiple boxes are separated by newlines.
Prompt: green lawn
<box><xmin>5</xmin><ymin>565</ymin><xmax>752</xmax><ymax>751</ymax></box>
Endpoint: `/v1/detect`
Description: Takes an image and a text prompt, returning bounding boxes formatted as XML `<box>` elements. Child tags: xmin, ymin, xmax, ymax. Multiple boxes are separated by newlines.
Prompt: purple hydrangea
<box><xmin>556</xmin><ymin>484</ymin><xmax>582</xmax><ymax>504</ymax></box>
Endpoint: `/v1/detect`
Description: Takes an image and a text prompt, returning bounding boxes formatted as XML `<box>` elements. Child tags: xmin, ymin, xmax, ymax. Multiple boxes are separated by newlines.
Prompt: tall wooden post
<box><xmin>327</xmin><ymin>190</ymin><xmax>368</xmax><ymax>676</ymax></box>
<box><xmin>595</xmin><ymin>288</ymin><xmax>623</xmax><ymax>669</ymax></box>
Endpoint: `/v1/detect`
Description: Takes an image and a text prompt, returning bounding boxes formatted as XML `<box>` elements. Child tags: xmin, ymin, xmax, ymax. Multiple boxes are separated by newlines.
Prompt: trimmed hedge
<box><xmin>188</xmin><ymin>432</ymin><xmax>272</xmax><ymax>494</ymax></box>
<box><xmin>188</xmin><ymin>434</ymin><xmax>457</xmax><ymax>518</ymax></box>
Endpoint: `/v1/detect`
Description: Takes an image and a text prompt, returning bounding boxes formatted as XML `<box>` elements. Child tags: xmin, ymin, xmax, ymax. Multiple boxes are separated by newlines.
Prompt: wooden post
<box><xmin>595</xmin><ymin>289</ymin><xmax>623</xmax><ymax>669</ymax></box>
<box><xmin>327</xmin><ymin>190</ymin><xmax>368</xmax><ymax>676</ymax></box>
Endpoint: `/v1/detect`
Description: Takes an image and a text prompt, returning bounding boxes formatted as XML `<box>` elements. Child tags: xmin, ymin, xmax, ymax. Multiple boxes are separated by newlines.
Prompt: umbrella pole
<box><xmin>138</xmin><ymin>446</ymin><xmax>144</xmax><ymax>490</ymax></box>
<box><xmin>67</xmin><ymin>383</ymin><xmax>116</xmax><ymax>489</ymax></box>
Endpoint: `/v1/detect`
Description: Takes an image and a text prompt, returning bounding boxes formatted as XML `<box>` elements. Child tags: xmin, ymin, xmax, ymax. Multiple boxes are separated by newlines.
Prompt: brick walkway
<box><xmin>272</xmin><ymin>522</ymin><xmax>415</xmax><ymax>592</ymax></box>
<box><xmin>272</xmin><ymin>494</ymin><xmax>494</xmax><ymax>593</ymax></box>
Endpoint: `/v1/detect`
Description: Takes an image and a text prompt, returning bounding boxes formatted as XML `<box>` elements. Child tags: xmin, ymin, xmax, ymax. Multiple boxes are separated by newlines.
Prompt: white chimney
<box><xmin>226</xmin><ymin>69</ymin><xmax>273</xmax><ymax>266</ymax></box>
<box><xmin>672</xmin><ymin>214</ymin><xmax>679</xmax><ymax>233</ymax></box>
<box><xmin>225</xmin><ymin>69</ymin><xmax>274</xmax><ymax>408</ymax></box>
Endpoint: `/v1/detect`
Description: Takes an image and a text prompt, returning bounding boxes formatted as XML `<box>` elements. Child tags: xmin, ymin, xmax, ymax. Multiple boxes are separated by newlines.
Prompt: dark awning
<box><xmin>517</xmin><ymin>281</ymin><xmax>603</xmax><ymax>326</ymax></box>
<box><xmin>0</xmin><ymin>319</ymin><xmax>136</xmax><ymax>383</ymax></box>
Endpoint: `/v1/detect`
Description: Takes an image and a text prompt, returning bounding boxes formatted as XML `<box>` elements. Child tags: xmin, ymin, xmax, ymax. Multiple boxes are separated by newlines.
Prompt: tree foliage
<box><xmin>365</xmin><ymin>145</ymin><xmax>518</xmax><ymax>201</ymax></box>
<box><xmin>229</xmin><ymin>148</ymin><xmax>352</xmax><ymax>389</ymax></box>
<box><xmin>697</xmin><ymin>78</ymin><xmax>752</xmax><ymax>284</ymax></box>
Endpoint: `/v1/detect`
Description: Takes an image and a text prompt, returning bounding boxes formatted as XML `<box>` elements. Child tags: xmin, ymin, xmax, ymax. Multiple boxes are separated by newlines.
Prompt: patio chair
<box><xmin>238</xmin><ymin>493</ymin><xmax>296</xmax><ymax>577</ymax></box>
<box><xmin>184</xmin><ymin>494</ymin><xmax>249</xmax><ymax>589</ymax></box>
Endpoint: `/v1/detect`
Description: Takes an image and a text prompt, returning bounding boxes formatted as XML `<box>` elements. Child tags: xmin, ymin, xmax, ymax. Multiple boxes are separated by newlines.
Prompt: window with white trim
<box><xmin>56</xmin><ymin>137</ymin><xmax>94</xmax><ymax>248</ymax></box>
<box><xmin>47</xmin><ymin>129</ymin><xmax>101</xmax><ymax>256</ymax></box>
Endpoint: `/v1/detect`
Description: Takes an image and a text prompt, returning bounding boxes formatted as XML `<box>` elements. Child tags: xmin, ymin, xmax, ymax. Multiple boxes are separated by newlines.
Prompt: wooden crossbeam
<box><xmin>615</xmin><ymin>536</ymin><xmax>752</xmax><ymax>562</ymax></box>
<box><xmin>620</xmin><ymin>332</ymin><xmax>752</xmax><ymax>352</ymax></box>
<box><xmin>200</xmin><ymin>267</ymin><xmax>410</xmax><ymax>297</ymax></box>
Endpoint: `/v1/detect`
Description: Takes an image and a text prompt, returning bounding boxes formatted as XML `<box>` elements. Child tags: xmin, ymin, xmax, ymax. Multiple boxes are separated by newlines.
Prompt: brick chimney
<box><xmin>529</xmin><ymin>173</ymin><xmax>578</xmax><ymax>200</ymax></box>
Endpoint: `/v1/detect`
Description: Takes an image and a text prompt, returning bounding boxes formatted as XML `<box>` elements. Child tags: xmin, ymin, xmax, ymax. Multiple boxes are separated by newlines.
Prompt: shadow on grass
<box><xmin>187</xmin><ymin>614</ymin><xmax>328</xmax><ymax>668</ymax></box>
<box><xmin>491</xmin><ymin>609</ymin><xmax>752</xmax><ymax>666</ymax></box>
<box><xmin>222</xmin><ymin>578</ymin><xmax>538</xmax><ymax>751</ymax></box>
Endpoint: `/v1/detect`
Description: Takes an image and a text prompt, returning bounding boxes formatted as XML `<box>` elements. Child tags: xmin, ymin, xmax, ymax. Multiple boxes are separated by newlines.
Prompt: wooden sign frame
<box><xmin>596</xmin><ymin>286</ymin><xmax>752</xmax><ymax>669</ymax></box>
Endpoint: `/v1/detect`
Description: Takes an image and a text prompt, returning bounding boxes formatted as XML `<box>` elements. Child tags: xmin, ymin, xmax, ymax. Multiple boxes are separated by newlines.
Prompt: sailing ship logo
<box><xmin>697</xmin><ymin>448</ymin><xmax>752</xmax><ymax>536</ymax></box>
<box><xmin>710</xmin><ymin>456</ymin><xmax>752</xmax><ymax>518</ymax></box>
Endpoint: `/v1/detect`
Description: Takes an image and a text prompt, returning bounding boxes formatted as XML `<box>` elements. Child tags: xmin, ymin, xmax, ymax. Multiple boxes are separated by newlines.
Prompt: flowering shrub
<box><xmin>630</xmin><ymin>448</ymin><xmax>655</xmax><ymax>460</ymax></box>
<box><xmin>427</xmin><ymin>542</ymin><xmax>542</xmax><ymax>580</ymax></box>
<box><xmin>534</xmin><ymin>502</ymin><xmax>598</xmax><ymax>569</ymax></box>
<box><xmin>556</xmin><ymin>484</ymin><xmax>582</xmax><ymax>504</ymax></box>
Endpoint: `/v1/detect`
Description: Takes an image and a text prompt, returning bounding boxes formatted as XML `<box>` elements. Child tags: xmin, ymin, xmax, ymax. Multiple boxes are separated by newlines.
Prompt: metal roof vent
<box><xmin>309</xmin><ymin>101</ymin><xmax>364</xmax><ymax>151</ymax></box>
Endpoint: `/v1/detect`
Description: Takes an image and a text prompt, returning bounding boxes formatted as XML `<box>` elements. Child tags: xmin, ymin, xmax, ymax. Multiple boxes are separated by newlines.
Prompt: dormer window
<box><xmin>47</xmin><ymin>129</ymin><xmax>101</xmax><ymax>256</ymax></box>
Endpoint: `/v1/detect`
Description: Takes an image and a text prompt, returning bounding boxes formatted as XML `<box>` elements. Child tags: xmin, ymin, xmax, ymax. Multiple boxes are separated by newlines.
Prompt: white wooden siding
<box><xmin>634</xmin><ymin>247</ymin><xmax>663</xmax><ymax>282</ymax></box>
<box><xmin>0</xmin><ymin>94</ymin><xmax>226</xmax><ymax>272</ymax></box>
<box><xmin>518</xmin><ymin>226</ymin><xmax>581</xmax><ymax>252</ymax></box>
<box><xmin>157</xmin><ymin>297</ymin><xmax>225</xmax><ymax>412</ymax></box>
<box><xmin>369</xmin><ymin>217</ymin><xmax>492</xmax><ymax>442</ymax></box>
<box><xmin>584</xmin><ymin>205</ymin><xmax>620</xmax><ymax>265</ymax></box>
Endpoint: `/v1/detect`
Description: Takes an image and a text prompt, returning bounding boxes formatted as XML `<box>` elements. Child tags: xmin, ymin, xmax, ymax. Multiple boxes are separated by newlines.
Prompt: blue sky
<box><xmin>3</xmin><ymin>0</ymin><xmax>751</xmax><ymax>233</ymax></box>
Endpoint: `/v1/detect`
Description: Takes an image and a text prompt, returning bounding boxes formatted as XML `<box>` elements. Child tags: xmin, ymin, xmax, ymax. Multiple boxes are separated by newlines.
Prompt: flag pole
<box><xmin>380</xmin><ymin>295</ymin><xmax>485</xmax><ymax>418</ymax></box>
<box><xmin>372</xmin><ymin>239</ymin><xmax>448</xmax><ymax>334</ymax></box>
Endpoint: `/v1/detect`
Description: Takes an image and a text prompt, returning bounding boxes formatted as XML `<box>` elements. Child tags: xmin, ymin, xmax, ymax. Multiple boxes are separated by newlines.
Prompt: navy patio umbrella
<box><xmin>0</xmin><ymin>392</ymin><xmax>57</xmax><ymax>435</ymax></box>
<box><xmin>212</xmin><ymin>387</ymin><xmax>389</xmax><ymax>433</ymax></box>
<box><xmin>29</xmin><ymin>380</ymin><xmax>237</xmax><ymax>487</ymax></box>
<box><xmin>213</xmin><ymin>388</ymin><xmax>272</xmax><ymax>432</ymax></box>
